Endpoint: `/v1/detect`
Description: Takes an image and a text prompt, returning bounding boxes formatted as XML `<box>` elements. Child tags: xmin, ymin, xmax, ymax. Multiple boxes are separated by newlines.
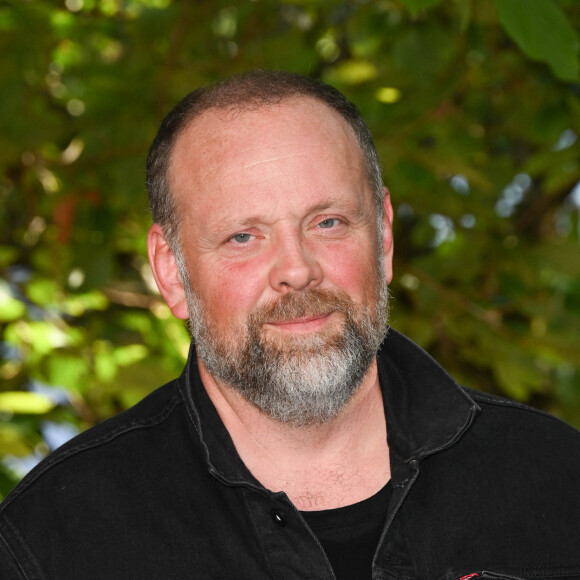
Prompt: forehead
<box><xmin>168</xmin><ymin>97</ymin><xmax>371</xmax><ymax>219</ymax></box>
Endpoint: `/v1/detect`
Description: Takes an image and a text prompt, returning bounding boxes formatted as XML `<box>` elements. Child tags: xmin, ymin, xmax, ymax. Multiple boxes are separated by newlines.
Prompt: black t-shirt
<box><xmin>301</xmin><ymin>481</ymin><xmax>392</xmax><ymax>580</ymax></box>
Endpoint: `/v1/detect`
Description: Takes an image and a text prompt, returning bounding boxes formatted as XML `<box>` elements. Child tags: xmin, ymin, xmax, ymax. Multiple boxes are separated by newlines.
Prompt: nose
<box><xmin>268</xmin><ymin>233</ymin><xmax>323</xmax><ymax>293</ymax></box>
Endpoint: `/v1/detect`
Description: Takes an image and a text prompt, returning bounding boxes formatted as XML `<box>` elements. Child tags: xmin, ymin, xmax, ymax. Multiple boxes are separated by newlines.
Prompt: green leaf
<box><xmin>0</xmin><ymin>280</ymin><xmax>25</xmax><ymax>322</ymax></box>
<box><xmin>113</xmin><ymin>344</ymin><xmax>149</xmax><ymax>366</ymax></box>
<box><xmin>47</xmin><ymin>355</ymin><xmax>88</xmax><ymax>391</ymax></box>
<box><xmin>453</xmin><ymin>0</ymin><xmax>472</xmax><ymax>32</ymax></box>
<box><xmin>325</xmin><ymin>60</ymin><xmax>379</xmax><ymax>85</ymax></box>
<box><xmin>26</xmin><ymin>279</ymin><xmax>60</xmax><ymax>307</ymax></box>
<box><xmin>492</xmin><ymin>357</ymin><xmax>543</xmax><ymax>401</ymax></box>
<box><xmin>0</xmin><ymin>392</ymin><xmax>56</xmax><ymax>415</ymax></box>
<box><xmin>399</xmin><ymin>0</ymin><xmax>445</xmax><ymax>17</ymax></box>
<box><xmin>496</xmin><ymin>0</ymin><xmax>580</xmax><ymax>81</ymax></box>
<box><xmin>0</xmin><ymin>295</ymin><xmax>25</xmax><ymax>322</ymax></box>
<box><xmin>94</xmin><ymin>349</ymin><xmax>117</xmax><ymax>383</ymax></box>
<box><xmin>0</xmin><ymin>425</ymin><xmax>32</xmax><ymax>456</ymax></box>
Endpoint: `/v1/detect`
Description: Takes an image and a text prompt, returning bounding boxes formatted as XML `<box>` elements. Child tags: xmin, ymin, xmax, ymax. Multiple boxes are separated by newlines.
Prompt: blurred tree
<box><xmin>1</xmin><ymin>0</ymin><xmax>579</xmax><ymax>497</ymax></box>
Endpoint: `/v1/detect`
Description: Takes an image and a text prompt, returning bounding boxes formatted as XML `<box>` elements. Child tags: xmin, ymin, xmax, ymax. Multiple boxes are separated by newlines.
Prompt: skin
<box><xmin>148</xmin><ymin>97</ymin><xmax>395</xmax><ymax>509</ymax></box>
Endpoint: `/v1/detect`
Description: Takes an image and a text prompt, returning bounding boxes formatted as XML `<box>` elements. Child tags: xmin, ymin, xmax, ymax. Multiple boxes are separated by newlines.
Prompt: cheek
<box><xmin>196</xmin><ymin>259</ymin><xmax>268</xmax><ymax>324</ymax></box>
<box><xmin>322</xmin><ymin>243</ymin><xmax>378</xmax><ymax>299</ymax></box>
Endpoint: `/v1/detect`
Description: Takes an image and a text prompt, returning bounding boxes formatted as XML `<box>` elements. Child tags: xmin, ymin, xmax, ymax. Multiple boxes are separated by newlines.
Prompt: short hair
<box><xmin>146</xmin><ymin>70</ymin><xmax>384</xmax><ymax>252</ymax></box>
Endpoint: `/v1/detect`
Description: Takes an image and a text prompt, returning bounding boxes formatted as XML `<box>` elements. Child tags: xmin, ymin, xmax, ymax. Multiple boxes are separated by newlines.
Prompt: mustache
<box><xmin>248</xmin><ymin>289</ymin><xmax>356</xmax><ymax>326</ymax></box>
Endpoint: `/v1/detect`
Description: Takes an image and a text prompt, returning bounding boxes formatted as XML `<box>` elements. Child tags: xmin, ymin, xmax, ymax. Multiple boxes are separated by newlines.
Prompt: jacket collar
<box><xmin>177</xmin><ymin>328</ymin><xmax>479</xmax><ymax>487</ymax></box>
<box><xmin>378</xmin><ymin>328</ymin><xmax>479</xmax><ymax>463</ymax></box>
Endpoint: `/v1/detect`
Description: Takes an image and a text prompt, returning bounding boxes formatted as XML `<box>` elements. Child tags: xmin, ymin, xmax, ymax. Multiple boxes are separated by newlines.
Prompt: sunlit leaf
<box><xmin>0</xmin><ymin>294</ymin><xmax>25</xmax><ymax>322</ymax></box>
<box><xmin>50</xmin><ymin>10</ymin><xmax>75</xmax><ymax>36</ymax></box>
<box><xmin>26</xmin><ymin>279</ymin><xmax>60</xmax><ymax>306</ymax></box>
<box><xmin>47</xmin><ymin>355</ymin><xmax>88</xmax><ymax>390</ymax></box>
<box><xmin>375</xmin><ymin>87</ymin><xmax>402</xmax><ymax>104</ymax></box>
<box><xmin>62</xmin><ymin>290</ymin><xmax>109</xmax><ymax>316</ymax></box>
<box><xmin>326</xmin><ymin>60</ymin><xmax>379</xmax><ymax>85</ymax></box>
<box><xmin>0</xmin><ymin>392</ymin><xmax>56</xmax><ymax>415</ymax></box>
<box><xmin>95</xmin><ymin>350</ymin><xmax>117</xmax><ymax>383</ymax></box>
<box><xmin>113</xmin><ymin>344</ymin><xmax>149</xmax><ymax>366</ymax></box>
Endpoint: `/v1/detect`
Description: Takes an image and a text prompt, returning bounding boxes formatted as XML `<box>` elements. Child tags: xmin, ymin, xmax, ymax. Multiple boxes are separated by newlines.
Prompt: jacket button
<box><xmin>270</xmin><ymin>508</ymin><xmax>287</xmax><ymax>527</ymax></box>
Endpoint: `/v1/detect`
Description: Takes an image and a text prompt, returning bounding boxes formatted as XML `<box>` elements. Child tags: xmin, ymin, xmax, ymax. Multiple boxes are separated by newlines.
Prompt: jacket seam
<box><xmin>457</xmin><ymin>563</ymin><xmax>580</xmax><ymax>577</ymax></box>
<box><xmin>387</xmin><ymin>407</ymin><xmax>480</xmax><ymax>466</ymax></box>
<box><xmin>463</xmin><ymin>387</ymin><xmax>580</xmax><ymax>434</ymax></box>
<box><xmin>0</xmin><ymin>516</ymin><xmax>44</xmax><ymax>580</ymax></box>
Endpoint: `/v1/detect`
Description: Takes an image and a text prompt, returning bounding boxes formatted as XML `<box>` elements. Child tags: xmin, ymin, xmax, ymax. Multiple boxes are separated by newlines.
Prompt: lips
<box><xmin>266</xmin><ymin>313</ymin><xmax>333</xmax><ymax>332</ymax></box>
<box><xmin>269</xmin><ymin>313</ymin><xmax>331</xmax><ymax>325</ymax></box>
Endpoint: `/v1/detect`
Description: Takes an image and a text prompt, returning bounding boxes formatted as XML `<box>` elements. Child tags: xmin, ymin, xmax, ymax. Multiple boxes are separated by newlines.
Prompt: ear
<box><xmin>147</xmin><ymin>224</ymin><xmax>189</xmax><ymax>320</ymax></box>
<box><xmin>381</xmin><ymin>187</ymin><xmax>394</xmax><ymax>284</ymax></box>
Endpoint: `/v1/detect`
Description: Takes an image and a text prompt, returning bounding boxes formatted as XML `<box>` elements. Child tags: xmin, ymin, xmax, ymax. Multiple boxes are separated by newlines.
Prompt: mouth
<box><xmin>265</xmin><ymin>313</ymin><xmax>333</xmax><ymax>333</ymax></box>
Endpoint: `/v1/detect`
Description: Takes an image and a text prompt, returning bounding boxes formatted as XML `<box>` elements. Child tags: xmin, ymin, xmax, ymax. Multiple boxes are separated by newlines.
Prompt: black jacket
<box><xmin>1</xmin><ymin>329</ymin><xmax>579</xmax><ymax>579</ymax></box>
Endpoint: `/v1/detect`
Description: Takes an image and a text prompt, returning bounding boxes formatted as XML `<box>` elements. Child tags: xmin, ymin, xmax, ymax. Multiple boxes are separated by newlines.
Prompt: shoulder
<box><xmin>464</xmin><ymin>386</ymin><xmax>580</xmax><ymax>447</ymax></box>
<box><xmin>0</xmin><ymin>379</ymin><xmax>196</xmax><ymax>578</ymax></box>
<box><xmin>399</xmin><ymin>387</ymin><xmax>580</xmax><ymax>570</ymax></box>
<box><xmin>1</xmin><ymin>379</ymin><xmax>187</xmax><ymax>511</ymax></box>
<box><xmin>433</xmin><ymin>386</ymin><xmax>580</xmax><ymax>492</ymax></box>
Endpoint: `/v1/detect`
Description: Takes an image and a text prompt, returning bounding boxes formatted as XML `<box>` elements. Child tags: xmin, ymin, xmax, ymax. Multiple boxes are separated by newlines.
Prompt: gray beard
<box><xmin>180</xmin><ymin>263</ymin><xmax>389</xmax><ymax>427</ymax></box>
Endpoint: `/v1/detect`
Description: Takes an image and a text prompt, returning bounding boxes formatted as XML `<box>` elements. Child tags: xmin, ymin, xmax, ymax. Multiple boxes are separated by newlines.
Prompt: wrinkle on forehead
<box><xmin>169</xmin><ymin>97</ymin><xmax>368</xmax><ymax>213</ymax></box>
<box><xmin>242</xmin><ymin>151</ymin><xmax>311</xmax><ymax>170</ymax></box>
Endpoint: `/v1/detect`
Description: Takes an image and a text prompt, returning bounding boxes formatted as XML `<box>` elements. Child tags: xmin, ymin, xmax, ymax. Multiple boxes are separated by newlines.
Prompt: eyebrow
<box><xmin>305</xmin><ymin>197</ymin><xmax>372</xmax><ymax>222</ymax></box>
<box><xmin>233</xmin><ymin>197</ymin><xmax>370</xmax><ymax>228</ymax></box>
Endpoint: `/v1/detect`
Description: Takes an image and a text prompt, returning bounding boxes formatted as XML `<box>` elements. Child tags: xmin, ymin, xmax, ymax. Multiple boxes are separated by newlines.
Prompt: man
<box><xmin>1</xmin><ymin>71</ymin><xmax>579</xmax><ymax>579</ymax></box>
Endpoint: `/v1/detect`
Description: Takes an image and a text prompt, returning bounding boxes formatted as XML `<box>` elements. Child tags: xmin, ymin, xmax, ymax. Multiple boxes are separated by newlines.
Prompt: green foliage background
<box><xmin>1</xmin><ymin>0</ymin><xmax>579</xmax><ymax>497</ymax></box>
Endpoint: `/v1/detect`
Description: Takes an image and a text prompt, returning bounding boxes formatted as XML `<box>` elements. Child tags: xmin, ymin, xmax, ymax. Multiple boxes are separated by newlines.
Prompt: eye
<box><xmin>231</xmin><ymin>232</ymin><xmax>254</xmax><ymax>244</ymax></box>
<box><xmin>318</xmin><ymin>218</ymin><xmax>341</xmax><ymax>229</ymax></box>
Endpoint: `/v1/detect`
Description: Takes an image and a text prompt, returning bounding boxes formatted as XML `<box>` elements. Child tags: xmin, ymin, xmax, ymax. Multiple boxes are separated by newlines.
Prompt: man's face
<box><xmin>167</xmin><ymin>97</ymin><xmax>393</xmax><ymax>425</ymax></box>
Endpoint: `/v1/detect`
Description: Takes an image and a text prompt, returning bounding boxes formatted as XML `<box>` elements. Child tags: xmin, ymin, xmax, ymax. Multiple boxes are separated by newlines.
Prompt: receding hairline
<box><xmin>168</xmin><ymin>94</ymin><xmax>368</xmax><ymax>186</ymax></box>
<box><xmin>146</xmin><ymin>70</ymin><xmax>385</xmax><ymax>253</ymax></box>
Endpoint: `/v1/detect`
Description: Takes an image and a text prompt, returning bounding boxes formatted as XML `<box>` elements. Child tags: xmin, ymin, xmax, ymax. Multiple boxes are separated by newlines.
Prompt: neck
<box><xmin>199</xmin><ymin>359</ymin><xmax>391</xmax><ymax>510</ymax></box>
